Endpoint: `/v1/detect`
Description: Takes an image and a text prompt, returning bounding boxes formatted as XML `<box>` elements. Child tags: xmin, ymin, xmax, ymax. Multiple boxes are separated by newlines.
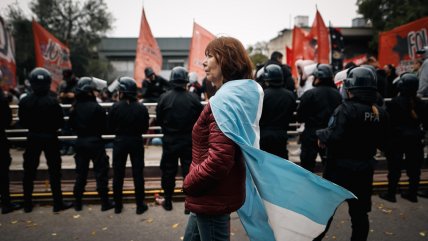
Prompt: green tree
<box><xmin>5</xmin><ymin>0</ymin><xmax>114</xmax><ymax>83</ymax></box>
<box><xmin>357</xmin><ymin>0</ymin><xmax>428</xmax><ymax>50</ymax></box>
<box><xmin>247</xmin><ymin>41</ymin><xmax>269</xmax><ymax>68</ymax></box>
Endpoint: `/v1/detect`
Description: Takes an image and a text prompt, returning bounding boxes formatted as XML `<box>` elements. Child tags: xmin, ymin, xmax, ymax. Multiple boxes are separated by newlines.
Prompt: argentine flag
<box><xmin>210</xmin><ymin>79</ymin><xmax>355</xmax><ymax>241</ymax></box>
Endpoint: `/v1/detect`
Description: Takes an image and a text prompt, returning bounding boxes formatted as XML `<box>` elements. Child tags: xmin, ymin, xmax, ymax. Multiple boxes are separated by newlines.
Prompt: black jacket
<box><xmin>141</xmin><ymin>75</ymin><xmax>170</xmax><ymax>101</ymax></box>
<box><xmin>0</xmin><ymin>90</ymin><xmax>12</xmax><ymax>132</ymax></box>
<box><xmin>156</xmin><ymin>88</ymin><xmax>203</xmax><ymax>136</ymax></box>
<box><xmin>297</xmin><ymin>85</ymin><xmax>342</xmax><ymax>129</ymax></box>
<box><xmin>108</xmin><ymin>99</ymin><xmax>149</xmax><ymax>137</ymax></box>
<box><xmin>69</xmin><ymin>96</ymin><xmax>107</xmax><ymax>137</ymax></box>
<box><xmin>18</xmin><ymin>93</ymin><xmax>64</xmax><ymax>133</ymax></box>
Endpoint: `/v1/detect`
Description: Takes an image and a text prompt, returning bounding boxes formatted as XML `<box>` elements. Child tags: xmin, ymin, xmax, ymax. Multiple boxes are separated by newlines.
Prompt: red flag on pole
<box><xmin>32</xmin><ymin>20</ymin><xmax>72</xmax><ymax>91</ymax></box>
<box><xmin>0</xmin><ymin>16</ymin><xmax>16</xmax><ymax>90</ymax></box>
<box><xmin>309</xmin><ymin>10</ymin><xmax>330</xmax><ymax>64</ymax></box>
<box><xmin>188</xmin><ymin>22</ymin><xmax>215</xmax><ymax>82</ymax></box>
<box><xmin>291</xmin><ymin>27</ymin><xmax>312</xmax><ymax>77</ymax></box>
<box><xmin>378</xmin><ymin>16</ymin><xmax>428</xmax><ymax>74</ymax></box>
<box><xmin>285</xmin><ymin>46</ymin><xmax>293</xmax><ymax>66</ymax></box>
<box><xmin>134</xmin><ymin>8</ymin><xmax>162</xmax><ymax>88</ymax></box>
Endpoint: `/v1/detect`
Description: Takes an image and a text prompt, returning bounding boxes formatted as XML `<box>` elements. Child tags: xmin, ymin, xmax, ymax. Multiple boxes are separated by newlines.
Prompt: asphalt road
<box><xmin>1</xmin><ymin>195</ymin><xmax>427</xmax><ymax>241</ymax></box>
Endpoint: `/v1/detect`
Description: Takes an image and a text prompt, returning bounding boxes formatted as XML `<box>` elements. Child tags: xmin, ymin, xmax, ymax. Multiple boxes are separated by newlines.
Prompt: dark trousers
<box><xmin>0</xmin><ymin>134</ymin><xmax>12</xmax><ymax>206</ymax></box>
<box><xmin>113</xmin><ymin>136</ymin><xmax>145</xmax><ymax>207</ymax></box>
<box><xmin>73</xmin><ymin>137</ymin><xmax>110</xmax><ymax>201</ymax></box>
<box><xmin>315</xmin><ymin>163</ymin><xmax>373</xmax><ymax>241</ymax></box>
<box><xmin>300</xmin><ymin>129</ymin><xmax>326</xmax><ymax>172</ymax></box>
<box><xmin>260</xmin><ymin>129</ymin><xmax>289</xmax><ymax>160</ymax></box>
<box><xmin>386</xmin><ymin>138</ymin><xmax>424</xmax><ymax>196</ymax></box>
<box><xmin>23</xmin><ymin>134</ymin><xmax>64</xmax><ymax>206</ymax></box>
<box><xmin>160</xmin><ymin>135</ymin><xmax>192</xmax><ymax>199</ymax></box>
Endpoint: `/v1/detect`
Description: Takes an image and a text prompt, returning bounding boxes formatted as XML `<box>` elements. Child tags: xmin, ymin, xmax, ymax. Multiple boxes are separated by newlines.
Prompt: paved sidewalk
<box><xmin>1</xmin><ymin>196</ymin><xmax>427</xmax><ymax>241</ymax></box>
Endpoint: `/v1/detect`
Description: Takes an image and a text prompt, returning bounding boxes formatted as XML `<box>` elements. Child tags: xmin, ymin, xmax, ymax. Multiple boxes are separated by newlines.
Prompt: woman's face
<box><xmin>203</xmin><ymin>52</ymin><xmax>223</xmax><ymax>87</ymax></box>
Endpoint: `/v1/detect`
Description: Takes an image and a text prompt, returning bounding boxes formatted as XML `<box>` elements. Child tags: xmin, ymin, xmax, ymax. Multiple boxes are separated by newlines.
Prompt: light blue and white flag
<box><xmin>210</xmin><ymin>79</ymin><xmax>355</xmax><ymax>241</ymax></box>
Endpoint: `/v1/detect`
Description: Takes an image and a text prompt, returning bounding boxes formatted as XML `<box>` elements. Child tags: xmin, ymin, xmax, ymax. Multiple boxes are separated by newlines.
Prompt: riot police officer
<box><xmin>1</xmin><ymin>71</ymin><xmax>21</xmax><ymax>214</ymax></box>
<box><xmin>379</xmin><ymin>73</ymin><xmax>427</xmax><ymax>203</ymax></box>
<box><xmin>69</xmin><ymin>77</ymin><xmax>114</xmax><ymax>211</ymax></box>
<box><xmin>18</xmin><ymin>67</ymin><xmax>72</xmax><ymax>213</ymax></box>
<box><xmin>156</xmin><ymin>67</ymin><xmax>203</xmax><ymax>211</ymax></box>
<box><xmin>315</xmin><ymin>67</ymin><xmax>389</xmax><ymax>241</ymax></box>
<box><xmin>259</xmin><ymin>65</ymin><xmax>296</xmax><ymax>159</ymax></box>
<box><xmin>109</xmin><ymin>77</ymin><xmax>149</xmax><ymax>214</ymax></box>
<box><xmin>296</xmin><ymin>64</ymin><xmax>342</xmax><ymax>172</ymax></box>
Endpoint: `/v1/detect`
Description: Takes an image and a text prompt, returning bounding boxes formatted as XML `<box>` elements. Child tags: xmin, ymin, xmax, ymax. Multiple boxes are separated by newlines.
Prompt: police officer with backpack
<box><xmin>109</xmin><ymin>77</ymin><xmax>150</xmax><ymax>214</ymax></box>
<box><xmin>69</xmin><ymin>77</ymin><xmax>114</xmax><ymax>211</ymax></box>
<box><xmin>156</xmin><ymin>67</ymin><xmax>203</xmax><ymax>211</ymax></box>
<box><xmin>18</xmin><ymin>67</ymin><xmax>72</xmax><ymax>213</ymax></box>
<box><xmin>259</xmin><ymin>64</ymin><xmax>296</xmax><ymax>159</ymax></box>
<box><xmin>315</xmin><ymin>67</ymin><xmax>389</xmax><ymax>241</ymax></box>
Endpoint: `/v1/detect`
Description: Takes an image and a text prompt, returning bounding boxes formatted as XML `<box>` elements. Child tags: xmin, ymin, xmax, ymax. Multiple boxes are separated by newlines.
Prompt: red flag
<box><xmin>286</xmin><ymin>46</ymin><xmax>293</xmax><ymax>66</ymax></box>
<box><xmin>291</xmin><ymin>27</ymin><xmax>312</xmax><ymax>77</ymax></box>
<box><xmin>309</xmin><ymin>10</ymin><xmax>330</xmax><ymax>64</ymax></box>
<box><xmin>188</xmin><ymin>22</ymin><xmax>215</xmax><ymax>82</ymax></box>
<box><xmin>344</xmin><ymin>54</ymin><xmax>368</xmax><ymax>67</ymax></box>
<box><xmin>32</xmin><ymin>20</ymin><xmax>72</xmax><ymax>91</ymax></box>
<box><xmin>134</xmin><ymin>8</ymin><xmax>162</xmax><ymax>88</ymax></box>
<box><xmin>0</xmin><ymin>16</ymin><xmax>16</xmax><ymax>90</ymax></box>
<box><xmin>378</xmin><ymin>16</ymin><xmax>428</xmax><ymax>74</ymax></box>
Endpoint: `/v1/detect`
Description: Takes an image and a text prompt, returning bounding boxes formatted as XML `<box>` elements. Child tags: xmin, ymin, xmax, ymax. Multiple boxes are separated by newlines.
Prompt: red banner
<box><xmin>344</xmin><ymin>54</ymin><xmax>368</xmax><ymax>67</ymax></box>
<box><xmin>378</xmin><ymin>16</ymin><xmax>428</xmax><ymax>74</ymax></box>
<box><xmin>0</xmin><ymin>16</ymin><xmax>16</xmax><ymax>90</ymax></box>
<box><xmin>308</xmin><ymin>10</ymin><xmax>330</xmax><ymax>64</ymax></box>
<box><xmin>188</xmin><ymin>22</ymin><xmax>215</xmax><ymax>82</ymax></box>
<box><xmin>285</xmin><ymin>46</ymin><xmax>293</xmax><ymax>66</ymax></box>
<box><xmin>134</xmin><ymin>8</ymin><xmax>162</xmax><ymax>88</ymax></box>
<box><xmin>32</xmin><ymin>20</ymin><xmax>72</xmax><ymax>91</ymax></box>
<box><xmin>291</xmin><ymin>27</ymin><xmax>312</xmax><ymax>77</ymax></box>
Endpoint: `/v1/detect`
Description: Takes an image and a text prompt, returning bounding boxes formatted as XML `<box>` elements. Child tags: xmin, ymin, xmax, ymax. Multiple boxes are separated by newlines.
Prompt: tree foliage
<box><xmin>5</xmin><ymin>0</ymin><xmax>114</xmax><ymax>83</ymax></box>
<box><xmin>247</xmin><ymin>41</ymin><xmax>269</xmax><ymax>68</ymax></box>
<box><xmin>357</xmin><ymin>0</ymin><xmax>428</xmax><ymax>50</ymax></box>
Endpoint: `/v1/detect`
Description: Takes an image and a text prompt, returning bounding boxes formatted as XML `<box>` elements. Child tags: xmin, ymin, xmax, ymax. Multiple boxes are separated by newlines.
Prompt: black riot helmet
<box><xmin>169</xmin><ymin>66</ymin><xmax>189</xmax><ymax>86</ymax></box>
<box><xmin>75</xmin><ymin>77</ymin><xmax>96</xmax><ymax>96</ymax></box>
<box><xmin>397</xmin><ymin>73</ymin><xmax>419</xmax><ymax>96</ymax></box>
<box><xmin>144</xmin><ymin>67</ymin><xmax>155</xmax><ymax>78</ymax></box>
<box><xmin>263</xmin><ymin>64</ymin><xmax>283</xmax><ymax>87</ymax></box>
<box><xmin>313</xmin><ymin>64</ymin><xmax>333</xmax><ymax>80</ymax></box>
<box><xmin>118</xmin><ymin>77</ymin><xmax>137</xmax><ymax>99</ymax></box>
<box><xmin>343</xmin><ymin>66</ymin><xmax>377</xmax><ymax>91</ymax></box>
<box><xmin>29</xmin><ymin>67</ymin><xmax>52</xmax><ymax>94</ymax></box>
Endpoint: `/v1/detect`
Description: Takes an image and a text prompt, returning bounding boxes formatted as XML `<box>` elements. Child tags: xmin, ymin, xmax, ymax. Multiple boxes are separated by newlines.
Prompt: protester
<box><xmin>156</xmin><ymin>67</ymin><xmax>203</xmax><ymax>212</ymax></box>
<box><xmin>264</xmin><ymin>51</ymin><xmax>295</xmax><ymax>93</ymax></box>
<box><xmin>187</xmin><ymin>72</ymin><xmax>205</xmax><ymax>101</ymax></box>
<box><xmin>416</xmin><ymin>46</ymin><xmax>428</xmax><ymax>97</ymax></box>
<box><xmin>315</xmin><ymin>66</ymin><xmax>389</xmax><ymax>241</ymax></box>
<box><xmin>259</xmin><ymin>64</ymin><xmax>296</xmax><ymax>159</ymax></box>
<box><xmin>109</xmin><ymin>77</ymin><xmax>150</xmax><ymax>214</ymax></box>
<box><xmin>140</xmin><ymin>67</ymin><xmax>170</xmax><ymax>103</ymax></box>
<box><xmin>18</xmin><ymin>67</ymin><xmax>72</xmax><ymax>213</ymax></box>
<box><xmin>57</xmin><ymin>69</ymin><xmax>78</xmax><ymax>156</ymax></box>
<box><xmin>296</xmin><ymin>64</ymin><xmax>342</xmax><ymax>172</ymax></box>
<box><xmin>182</xmin><ymin>36</ymin><xmax>252</xmax><ymax>240</ymax></box>
<box><xmin>383</xmin><ymin>64</ymin><xmax>398</xmax><ymax>98</ymax></box>
<box><xmin>69</xmin><ymin>77</ymin><xmax>114</xmax><ymax>211</ymax></box>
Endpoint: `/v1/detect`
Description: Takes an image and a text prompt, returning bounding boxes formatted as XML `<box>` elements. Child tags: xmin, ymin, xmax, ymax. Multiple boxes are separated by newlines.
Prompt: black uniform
<box><xmin>69</xmin><ymin>95</ymin><xmax>110</xmax><ymax>206</ymax></box>
<box><xmin>18</xmin><ymin>92</ymin><xmax>65</xmax><ymax>210</ymax></box>
<box><xmin>259</xmin><ymin>86</ymin><xmax>296</xmax><ymax>159</ymax></box>
<box><xmin>384</xmin><ymin>96</ymin><xmax>427</xmax><ymax>199</ymax></box>
<box><xmin>57</xmin><ymin>78</ymin><xmax>78</xmax><ymax>155</ymax></box>
<box><xmin>109</xmin><ymin>100</ymin><xmax>149</xmax><ymax>209</ymax></box>
<box><xmin>0</xmin><ymin>90</ymin><xmax>13</xmax><ymax>209</ymax></box>
<box><xmin>141</xmin><ymin>75</ymin><xmax>170</xmax><ymax>103</ymax></box>
<box><xmin>296</xmin><ymin>85</ymin><xmax>342</xmax><ymax>171</ymax></box>
<box><xmin>315</xmin><ymin>99</ymin><xmax>388</xmax><ymax>241</ymax></box>
<box><xmin>156</xmin><ymin>88</ymin><xmax>203</xmax><ymax>202</ymax></box>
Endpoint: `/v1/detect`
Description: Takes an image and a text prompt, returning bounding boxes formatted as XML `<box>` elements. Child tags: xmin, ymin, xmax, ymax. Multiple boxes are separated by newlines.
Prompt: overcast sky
<box><xmin>0</xmin><ymin>0</ymin><xmax>361</xmax><ymax>47</ymax></box>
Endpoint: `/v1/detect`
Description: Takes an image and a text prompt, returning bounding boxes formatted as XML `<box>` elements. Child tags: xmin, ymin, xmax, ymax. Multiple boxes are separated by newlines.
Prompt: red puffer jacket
<box><xmin>183</xmin><ymin>103</ymin><xmax>246</xmax><ymax>215</ymax></box>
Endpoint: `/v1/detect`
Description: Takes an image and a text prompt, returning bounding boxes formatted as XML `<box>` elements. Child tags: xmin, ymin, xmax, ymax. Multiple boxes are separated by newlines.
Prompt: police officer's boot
<box><xmin>162</xmin><ymin>196</ymin><xmax>173</xmax><ymax>211</ymax></box>
<box><xmin>23</xmin><ymin>196</ymin><xmax>33</xmax><ymax>213</ymax></box>
<box><xmin>136</xmin><ymin>203</ymin><xmax>148</xmax><ymax>215</ymax></box>
<box><xmin>379</xmin><ymin>192</ymin><xmax>396</xmax><ymax>203</ymax></box>
<box><xmin>100</xmin><ymin>195</ymin><xmax>114</xmax><ymax>212</ymax></box>
<box><xmin>74</xmin><ymin>197</ymin><xmax>83</xmax><ymax>211</ymax></box>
